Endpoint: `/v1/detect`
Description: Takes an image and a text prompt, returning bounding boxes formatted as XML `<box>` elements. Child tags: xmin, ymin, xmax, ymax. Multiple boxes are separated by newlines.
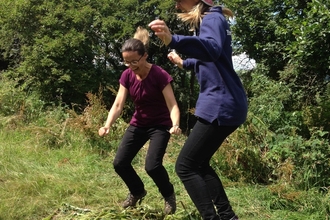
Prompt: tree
<box><xmin>284</xmin><ymin>0</ymin><xmax>330</xmax><ymax>105</ymax></box>
<box><xmin>228</xmin><ymin>0</ymin><xmax>329</xmax><ymax>104</ymax></box>
<box><xmin>0</xmin><ymin>0</ymin><xmax>197</xmax><ymax>131</ymax></box>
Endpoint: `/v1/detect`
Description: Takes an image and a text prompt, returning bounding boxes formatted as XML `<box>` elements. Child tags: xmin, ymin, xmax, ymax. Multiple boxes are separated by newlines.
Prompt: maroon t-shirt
<box><xmin>119</xmin><ymin>64</ymin><xmax>173</xmax><ymax>127</ymax></box>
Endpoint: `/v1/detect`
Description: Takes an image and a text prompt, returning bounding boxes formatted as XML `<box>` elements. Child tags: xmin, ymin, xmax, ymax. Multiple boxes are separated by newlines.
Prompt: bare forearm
<box><xmin>168</xmin><ymin>105</ymin><xmax>181</xmax><ymax>135</ymax></box>
<box><xmin>170</xmin><ymin>105</ymin><xmax>180</xmax><ymax>127</ymax></box>
<box><xmin>104</xmin><ymin>106</ymin><xmax>122</xmax><ymax>128</ymax></box>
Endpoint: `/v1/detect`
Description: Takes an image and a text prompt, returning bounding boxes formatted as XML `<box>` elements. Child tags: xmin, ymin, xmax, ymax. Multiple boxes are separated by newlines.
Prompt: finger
<box><xmin>150</xmin><ymin>24</ymin><xmax>166</xmax><ymax>32</ymax></box>
<box><xmin>148</xmin><ymin>20</ymin><xmax>163</xmax><ymax>27</ymax></box>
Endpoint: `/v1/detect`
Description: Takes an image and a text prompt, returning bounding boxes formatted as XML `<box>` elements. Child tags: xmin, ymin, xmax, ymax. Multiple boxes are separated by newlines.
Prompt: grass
<box><xmin>0</xmin><ymin>125</ymin><xmax>329</xmax><ymax>220</ymax></box>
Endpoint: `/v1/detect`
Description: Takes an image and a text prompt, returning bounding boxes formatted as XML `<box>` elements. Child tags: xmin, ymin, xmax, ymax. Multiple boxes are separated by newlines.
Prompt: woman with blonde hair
<box><xmin>99</xmin><ymin>26</ymin><xmax>181</xmax><ymax>215</ymax></box>
<box><xmin>149</xmin><ymin>1</ymin><xmax>247</xmax><ymax>219</ymax></box>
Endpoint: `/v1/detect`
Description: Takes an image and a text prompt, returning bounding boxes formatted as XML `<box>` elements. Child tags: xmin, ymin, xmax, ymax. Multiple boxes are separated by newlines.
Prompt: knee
<box><xmin>175</xmin><ymin>157</ymin><xmax>199</xmax><ymax>178</ymax></box>
<box><xmin>113</xmin><ymin>159</ymin><xmax>120</xmax><ymax>171</ymax></box>
<box><xmin>145</xmin><ymin>163</ymin><xmax>160</xmax><ymax>176</ymax></box>
<box><xmin>113</xmin><ymin>158</ymin><xmax>128</xmax><ymax>172</ymax></box>
<box><xmin>175</xmin><ymin>159</ymin><xmax>188</xmax><ymax>178</ymax></box>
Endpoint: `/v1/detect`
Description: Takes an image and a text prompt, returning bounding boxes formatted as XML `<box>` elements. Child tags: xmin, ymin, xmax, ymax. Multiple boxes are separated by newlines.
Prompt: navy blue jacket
<box><xmin>169</xmin><ymin>6</ymin><xmax>248</xmax><ymax>126</ymax></box>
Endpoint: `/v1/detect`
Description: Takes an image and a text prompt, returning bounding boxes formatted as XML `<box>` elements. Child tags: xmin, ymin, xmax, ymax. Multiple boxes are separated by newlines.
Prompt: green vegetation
<box><xmin>0</xmin><ymin>90</ymin><xmax>329</xmax><ymax>219</ymax></box>
<box><xmin>1</xmin><ymin>0</ymin><xmax>329</xmax><ymax>219</ymax></box>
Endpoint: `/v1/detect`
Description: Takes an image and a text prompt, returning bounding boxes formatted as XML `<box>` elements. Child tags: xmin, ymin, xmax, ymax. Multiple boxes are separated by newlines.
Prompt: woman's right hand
<box><xmin>148</xmin><ymin>19</ymin><xmax>172</xmax><ymax>46</ymax></box>
<box><xmin>98</xmin><ymin>127</ymin><xmax>109</xmax><ymax>137</ymax></box>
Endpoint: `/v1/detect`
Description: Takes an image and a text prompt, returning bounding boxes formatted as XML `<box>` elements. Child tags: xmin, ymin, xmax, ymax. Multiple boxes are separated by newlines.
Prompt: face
<box><xmin>122</xmin><ymin>51</ymin><xmax>146</xmax><ymax>72</ymax></box>
<box><xmin>174</xmin><ymin>0</ymin><xmax>199</xmax><ymax>11</ymax></box>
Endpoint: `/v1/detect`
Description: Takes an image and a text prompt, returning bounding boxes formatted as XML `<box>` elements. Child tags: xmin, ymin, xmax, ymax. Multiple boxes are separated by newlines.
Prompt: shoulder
<box><xmin>151</xmin><ymin>64</ymin><xmax>167</xmax><ymax>72</ymax></box>
<box><xmin>204</xmin><ymin>7</ymin><xmax>226</xmax><ymax>20</ymax></box>
<box><xmin>120</xmin><ymin>68</ymin><xmax>134</xmax><ymax>86</ymax></box>
<box><xmin>150</xmin><ymin>64</ymin><xmax>170</xmax><ymax>76</ymax></box>
<box><xmin>149</xmin><ymin>64</ymin><xmax>173</xmax><ymax>83</ymax></box>
<box><xmin>202</xmin><ymin>7</ymin><xmax>229</xmax><ymax>30</ymax></box>
<box><xmin>120</xmin><ymin>68</ymin><xmax>134</xmax><ymax>80</ymax></box>
<box><xmin>122</xmin><ymin>68</ymin><xmax>133</xmax><ymax>76</ymax></box>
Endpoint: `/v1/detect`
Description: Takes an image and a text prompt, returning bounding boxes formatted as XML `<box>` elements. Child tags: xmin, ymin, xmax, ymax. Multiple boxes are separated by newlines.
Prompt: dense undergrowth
<box><xmin>0</xmin><ymin>78</ymin><xmax>329</xmax><ymax>219</ymax></box>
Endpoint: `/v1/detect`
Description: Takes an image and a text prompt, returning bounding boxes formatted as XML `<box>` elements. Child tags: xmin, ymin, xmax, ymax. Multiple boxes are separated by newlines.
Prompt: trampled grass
<box><xmin>0</xmin><ymin>127</ymin><xmax>329</xmax><ymax>220</ymax></box>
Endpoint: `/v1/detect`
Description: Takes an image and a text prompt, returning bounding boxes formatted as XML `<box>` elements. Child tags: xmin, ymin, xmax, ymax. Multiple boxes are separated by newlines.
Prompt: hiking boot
<box><xmin>164</xmin><ymin>193</ymin><xmax>176</xmax><ymax>215</ymax></box>
<box><xmin>122</xmin><ymin>190</ymin><xmax>147</xmax><ymax>208</ymax></box>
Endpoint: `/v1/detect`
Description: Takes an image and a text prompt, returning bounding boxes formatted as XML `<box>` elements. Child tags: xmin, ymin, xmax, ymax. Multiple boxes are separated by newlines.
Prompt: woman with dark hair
<box><xmin>98</xmin><ymin>27</ymin><xmax>181</xmax><ymax>215</ymax></box>
<box><xmin>149</xmin><ymin>1</ymin><xmax>247</xmax><ymax>219</ymax></box>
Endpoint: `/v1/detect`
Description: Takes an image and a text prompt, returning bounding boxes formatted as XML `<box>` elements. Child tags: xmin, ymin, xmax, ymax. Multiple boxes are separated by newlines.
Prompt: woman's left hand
<box><xmin>169</xmin><ymin>125</ymin><xmax>181</xmax><ymax>135</ymax></box>
<box><xmin>148</xmin><ymin>19</ymin><xmax>172</xmax><ymax>46</ymax></box>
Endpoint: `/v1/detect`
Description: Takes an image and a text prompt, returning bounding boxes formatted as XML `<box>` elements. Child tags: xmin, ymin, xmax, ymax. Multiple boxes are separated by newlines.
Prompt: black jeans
<box><xmin>113</xmin><ymin>125</ymin><xmax>174</xmax><ymax>198</ymax></box>
<box><xmin>175</xmin><ymin>118</ymin><xmax>238</xmax><ymax>220</ymax></box>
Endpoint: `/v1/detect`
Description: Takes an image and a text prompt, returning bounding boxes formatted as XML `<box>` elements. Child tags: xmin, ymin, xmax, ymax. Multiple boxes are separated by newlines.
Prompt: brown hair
<box><xmin>176</xmin><ymin>2</ymin><xmax>234</xmax><ymax>30</ymax></box>
<box><xmin>121</xmin><ymin>27</ymin><xmax>150</xmax><ymax>55</ymax></box>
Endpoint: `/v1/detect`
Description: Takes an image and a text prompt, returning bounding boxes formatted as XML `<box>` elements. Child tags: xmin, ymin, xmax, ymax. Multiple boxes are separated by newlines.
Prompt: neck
<box><xmin>137</xmin><ymin>62</ymin><xmax>152</xmax><ymax>80</ymax></box>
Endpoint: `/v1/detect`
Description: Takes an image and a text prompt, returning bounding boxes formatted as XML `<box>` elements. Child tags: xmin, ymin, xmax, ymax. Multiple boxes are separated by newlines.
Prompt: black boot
<box><xmin>122</xmin><ymin>190</ymin><xmax>147</xmax><ymax>208</ymax></box>
<box><xmin>164</xmin><ymin>193</ymin><xmax>176</xmax><ymax>214</ymax></box>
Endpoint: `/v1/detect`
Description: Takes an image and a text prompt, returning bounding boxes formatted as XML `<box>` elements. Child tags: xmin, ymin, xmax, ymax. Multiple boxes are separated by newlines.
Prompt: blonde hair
<box><xmin>133</xmin><ymin>26</ymin><xmax>150</xmax><ymax>47</ymax></box>
<box><xmin>122</xmin><ymin>26</ymin><xmax>150</xmax><ymax>55</ymax></box>
<box><xmin>176</xmin><ymin>2</ymin><xmax>234</xmax><ymax>29</ymax></box>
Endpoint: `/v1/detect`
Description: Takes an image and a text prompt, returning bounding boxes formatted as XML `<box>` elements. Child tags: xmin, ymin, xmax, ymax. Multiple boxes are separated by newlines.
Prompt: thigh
<box><xmin>178</xmin><ymin>119</ymin><xmax>237</xmax><ymax>167</ymax></box>
<box><xmin>145</xmin><ymin>127</ymin><xmax>171</xmax><ymax>165</ymax></box>
<box><xmin>114</xmin><ymin>125</ymin><xmax>149</xmax><ymax>165</ymax></box>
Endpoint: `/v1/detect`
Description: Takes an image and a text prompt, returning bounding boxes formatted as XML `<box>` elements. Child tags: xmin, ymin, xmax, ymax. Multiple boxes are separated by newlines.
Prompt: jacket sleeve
<box><xmin>183</xmin><ymin>58</ymin><xmax>196</xmax><ymax>70</ymax></box>
<box><xmin>169</xmin><ymin>13</ymin><xmax>228</xmax><ymax>62</ymax></box>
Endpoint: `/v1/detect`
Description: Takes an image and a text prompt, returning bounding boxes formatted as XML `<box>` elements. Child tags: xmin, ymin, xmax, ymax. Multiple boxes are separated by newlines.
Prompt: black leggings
<box><xmin>113</xmin><ymin>125</ymin><xmax>174</xmax><ymax>198</ymax></box>
<box><xmin>175</xmin><ymin>118</ymin><xmax>238</xmax><ymax>220</ymax></box>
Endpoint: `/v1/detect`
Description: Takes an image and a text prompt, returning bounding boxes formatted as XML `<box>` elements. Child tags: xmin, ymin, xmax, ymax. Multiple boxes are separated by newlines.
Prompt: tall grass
<box><xmin>0</xmin><ymin>85</ymin><xmax>329</xmax><ymax>219</ymax></box>
<box><xmin>1</xmin><ymin>126</ymin><xmax>329</xmax><ymax>219</ymax></box>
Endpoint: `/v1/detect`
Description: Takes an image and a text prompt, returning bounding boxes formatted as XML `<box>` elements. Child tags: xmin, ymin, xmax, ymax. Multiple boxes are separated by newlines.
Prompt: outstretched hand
<box><xmin>148</xmin><ymin>19</ymin><xmax>172</xmax><ymax>46</ymax></box>
<box><xmin>168</xmin><ymin>51</ymin><xmax>183</xmax><ymax>69</ymax></box>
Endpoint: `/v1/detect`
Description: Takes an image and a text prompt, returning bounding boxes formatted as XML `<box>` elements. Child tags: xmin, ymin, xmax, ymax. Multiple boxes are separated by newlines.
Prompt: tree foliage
<box><xmin>1</xmin><ymin>0</ymin><xmax>330</xmax><ymax>188</ymax></box>
<box><xmin>230</xmin><ymin>0</ymin><xmax>330</xmax><ymax>134</ymax></box>
<box><xmin>226</xmin><ymin>0</ymin><xmax>330</xmax><ymax>187</ymax></box>
<box><xmin>229</xmin><ymin>0</ymin><xmax>329</xmax><ymax>104</ymax></box>
<box><xmin>1</xmin><ymin>0</ymin><xmax>171</xmax><ymax>102</ymax></box>
<box><xmin>0</xmin><ymin>0</ymin><xmax>198</xmax><ymax>131</ymax></box>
